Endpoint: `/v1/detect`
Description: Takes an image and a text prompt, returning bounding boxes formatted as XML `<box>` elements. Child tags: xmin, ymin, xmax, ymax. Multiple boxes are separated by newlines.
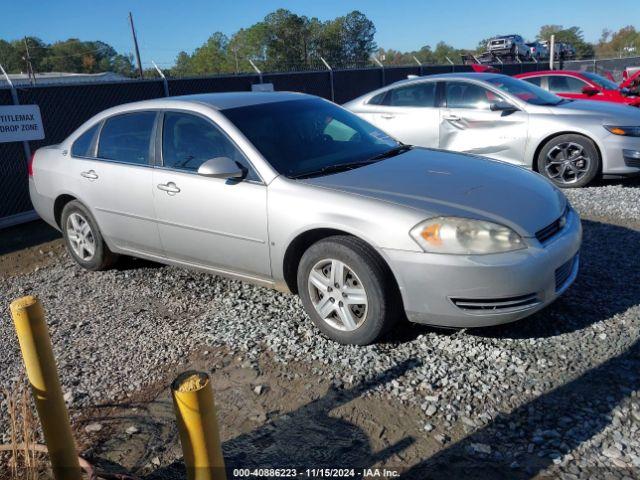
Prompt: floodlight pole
<box><xmin>320</xmin><ymin>56</ymin><xmax>335</xmax><ymax>102</ymax></box>
<box><xmin>549</xmin><ymin>35</ymin><xmax>555</xmax><ymax>70</ymax></box>
<box><xmin>129</xmin><ymin>12</ymin><xmax>144</xmax><ymax>79</ymax></box>
<box><xmin>412</xmin><ymin>55</ymin><xmax>423</xmax><ymax>76</ymax></box>
<box><xmin>152</xmin><ymin>61</ymin><xmax>169</xmax><ymax>97</ymax></box>
<box><xmin>248</xmin><ymin>59</ymin><xmax>263</xmax><ymax>84</ymax></box>
<box><xmin>372</xmin><ymin>55</ymin><xmax>385</xmax><ymax>86</ymax></box>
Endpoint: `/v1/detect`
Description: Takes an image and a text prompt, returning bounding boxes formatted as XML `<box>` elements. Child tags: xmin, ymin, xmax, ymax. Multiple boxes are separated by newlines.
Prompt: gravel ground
<box><xmin>1</xmin><ymin>181</ymin><xmax>640</xmax><ymax>478</ymax></box>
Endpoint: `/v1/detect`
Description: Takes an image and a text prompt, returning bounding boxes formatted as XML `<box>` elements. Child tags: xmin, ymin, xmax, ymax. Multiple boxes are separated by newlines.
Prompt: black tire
<box><xmin>296</xmin><ymin>235</ymin><xmax>401</xmax><ymax>345</ymax></box>
<box><xmin>61</xmin><ymin>200</ymin><xmax>118</xmax><ymax>270</ymax></box>
<box><xmin>536</xmin><ymin>134</ymin><xmax>600</xmax><ymax>188</ymax></box>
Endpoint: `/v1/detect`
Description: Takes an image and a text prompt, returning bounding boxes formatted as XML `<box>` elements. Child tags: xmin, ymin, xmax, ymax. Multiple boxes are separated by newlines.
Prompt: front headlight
<box><xmin>410</xmin><ymin>217</ymin><xmax>525</xmax><ymax>255</ymax></box>
<box><xmin>604</xmin><ymin>125</ymin><xmax>640</xmax><ymax>137</ymax></box>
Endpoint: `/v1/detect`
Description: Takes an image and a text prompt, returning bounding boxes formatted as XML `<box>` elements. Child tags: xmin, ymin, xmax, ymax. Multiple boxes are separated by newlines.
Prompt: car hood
<box><xmin>551</xmin><ymin>99</ymin><xmax>640</xmax><ymax>118</ymax></box>
<box><xmin>620</xmin><ymin>70</ymin><xmax>640</xmax><ymax>90</ymax></box>
<box><xmin>300</xmin><ymin>148</ymin><xmax>566</xmax><ymax>237</ymax></box>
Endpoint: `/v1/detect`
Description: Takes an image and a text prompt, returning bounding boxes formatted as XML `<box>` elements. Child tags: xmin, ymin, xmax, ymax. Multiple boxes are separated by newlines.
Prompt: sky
<box><xmin>3</xmin><ymin>0</ymin><xmax>638</xmax><ymax>68</ymax></box>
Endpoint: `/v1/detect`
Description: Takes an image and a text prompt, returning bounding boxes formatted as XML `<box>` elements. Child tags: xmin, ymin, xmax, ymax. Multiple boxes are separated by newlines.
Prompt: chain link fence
<box><xmin>562</xmin><ymin>56</ymin><xmax>640</xmax><ymax>81</ymax></box>
<box><xmin>0</xmin><ymin>57</ymin><xmax>631</xmax><ymax>226</ymax></box>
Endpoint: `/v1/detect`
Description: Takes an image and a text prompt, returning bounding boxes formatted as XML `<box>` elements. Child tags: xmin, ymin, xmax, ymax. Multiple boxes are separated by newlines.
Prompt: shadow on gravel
<box><xmin>403</xmin><ymin>337</ymin><xmax>640</xmax><ymax>479</ymax></box>
<box><xmin>113</xmin><ymin>256</ymin><xmax>165</xmax><ymax>271</ymax></box>
<box><xmin>0</xmin><ymin>219</ymin><xmax>59</xmax><ymax>255</ymax></box>
<box><xmin>590</xmin><ymin>176</ymin><xmax>640</xmax><ymax>188</ymax></box>
<box><xmin>144</xmin><ymin>359</ymin><xmax>421</xmax><ymax>479</ymax></box>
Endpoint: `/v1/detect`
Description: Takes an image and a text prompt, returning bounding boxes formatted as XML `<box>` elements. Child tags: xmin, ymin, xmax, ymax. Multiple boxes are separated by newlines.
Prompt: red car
<box><xmin>621</xmin><ymin>69</ymin><xmax>640</xmax><ymax>95</ymax></box>
<box><xmin>515</xmin><ymin>70</ymin><xmax>640</xmax><ymax>107</ymax></box>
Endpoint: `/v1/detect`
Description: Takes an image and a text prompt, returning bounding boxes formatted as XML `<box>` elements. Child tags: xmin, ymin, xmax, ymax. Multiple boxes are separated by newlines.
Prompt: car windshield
<box><xmin>486</xmin><ymin>76</ymin><xmax>565</xmax><ymax>105</ymax></box>
<box><xmin>581</xmin><ymin>72</ymin><xmax>620</xmax><ymax>91</ymax></box>
<box><xmin>222</xmin><ymin>98</ymin><xmax>400</xmax><ymax>178</ymax></box>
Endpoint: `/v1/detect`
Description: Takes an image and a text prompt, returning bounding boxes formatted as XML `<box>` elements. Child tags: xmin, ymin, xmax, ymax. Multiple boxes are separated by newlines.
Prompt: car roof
<box><xmin>516</xmin><ymin>70</ymin><xmax>584</xmax><ymax>77</ymax></box>
<box><xmin>388</xmin><ymin>72</ymin><xmax>505</xmax><ymax>87</ymax></box>
<box><xmin>113</xmin><ymin>91</ymin><xmax>312</xmax><ymax>112</ymax></box>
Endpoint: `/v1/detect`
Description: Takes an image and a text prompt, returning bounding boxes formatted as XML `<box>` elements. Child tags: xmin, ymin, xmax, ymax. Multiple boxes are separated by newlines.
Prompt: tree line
<box><xmin>1</xmin><ymin>12</ymin><xmax>639</xmax><ymax>78</ymax></box>
<box><xmin>0</xmin><ymin>37</ymin><xmax>135</xmax><ymax>76</ymax></box>
<box><xmin>173</xmin><ymin>9</ymin><xmax>377</xmax><ymax>75</ymax></box>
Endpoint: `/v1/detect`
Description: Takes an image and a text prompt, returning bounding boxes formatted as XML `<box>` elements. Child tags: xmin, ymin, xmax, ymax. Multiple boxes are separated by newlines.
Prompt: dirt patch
<box><xmin>0</xmin><ymin>220</ymin><xmax>63</xmax><ymax>278</ymax></box>
<box><xmin>73</xmin><ymin>348</ymin><xmax>445</xmax><ymax>478</ymax></box>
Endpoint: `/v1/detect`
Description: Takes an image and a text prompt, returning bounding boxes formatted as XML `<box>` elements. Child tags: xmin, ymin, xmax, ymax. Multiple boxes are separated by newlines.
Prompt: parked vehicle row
<box><xmin>30</xmin><ymin>87</ymin><xmax>586</xmax><ymax>345</ymax></box>
<box><xmin>516</xmin><ymin>70</ymin><xmax>640</xmax><ymax>107</ymax></box>
<box><xmin>345</xmin><ymin>73</ymin><xmax>640</xmax><ymax>188</ymax></box>
<box><xmin>485</xmin><ymin>34</ymin><xmax>575</xmax><ymax>62</ymax></box>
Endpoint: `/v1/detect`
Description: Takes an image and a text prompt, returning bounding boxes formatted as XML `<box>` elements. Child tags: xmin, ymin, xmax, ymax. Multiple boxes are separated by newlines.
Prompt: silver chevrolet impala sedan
<box><xmin>29</xmin><ymin>92</ymin><xmax>581</xmax><ymax>345</ymax></box>
<box><xmin>345</xmin><ymin>73</ymin><xmax>640</xmax><ymax>188</ymax></box>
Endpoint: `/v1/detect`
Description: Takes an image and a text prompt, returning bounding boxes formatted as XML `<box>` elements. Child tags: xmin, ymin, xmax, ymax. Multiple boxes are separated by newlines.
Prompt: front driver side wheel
<box><xmin>297</xmin><ymin>236</ymin><xmax>400</xmax><ymax>345</ymax></box>
<box><xmin>537</xmin><ymin>134</ymin><xmax>600</xmax><ymax>188</ymax></box>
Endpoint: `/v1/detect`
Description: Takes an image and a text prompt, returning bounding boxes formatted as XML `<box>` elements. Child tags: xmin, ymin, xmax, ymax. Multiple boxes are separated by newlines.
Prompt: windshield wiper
<box><xmin>368</xmin><ymin>144</ymin><xmax>413</xmax><ymax>161</ymax></box>
<box><xmin>290</xmin><ymin>145</ymin><xmax>413</xmax><ymax>180</ymax></box>
<box><xmin>290</xmin><ymin>159</ymin><xmax>380</xmax><ymax>179</ymax></box>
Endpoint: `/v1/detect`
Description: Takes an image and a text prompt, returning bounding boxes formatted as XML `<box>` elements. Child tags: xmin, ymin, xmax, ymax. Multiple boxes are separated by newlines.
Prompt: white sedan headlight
<box><xmin>410</xmin><ymin>217</ymin><xmax>525</xmax><ymax>255</ymax></box>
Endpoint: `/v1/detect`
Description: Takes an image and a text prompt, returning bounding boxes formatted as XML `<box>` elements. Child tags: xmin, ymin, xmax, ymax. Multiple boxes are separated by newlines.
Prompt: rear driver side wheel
<box><xmin>61</xmin><ymin>200</ymin><xmax>117</xmax><ymax>270</ymax></box>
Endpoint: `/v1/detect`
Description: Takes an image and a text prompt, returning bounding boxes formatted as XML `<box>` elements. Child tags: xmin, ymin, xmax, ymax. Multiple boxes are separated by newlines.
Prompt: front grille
<box><xmin>536</xmin><ymin>208</ymin><xmax>568</xmax><ymax>244</ymax></box>
<box><xmin>451</xmin><ymin>293</ymin><xmax>540</xmax><ymax>314</ymax></box>
<box><xmin>555</xmin><ymin>255</ymin><xmax>578</xmax><ymax>292</ymax></box>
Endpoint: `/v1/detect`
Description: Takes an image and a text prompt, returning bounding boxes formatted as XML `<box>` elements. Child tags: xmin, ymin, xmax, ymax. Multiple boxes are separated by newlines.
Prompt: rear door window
<box><xmin>522</xmin><ymin>76</ymin><xmax>543</xmax><ymax>87</ymax></box>
<box><xmin>548</xmin><ymin>75</ymin><xmax>587</xmax><ymax>93</ymax></box>
<box><xmin>387</xmin><ymin>83</ymin><xmax>436</xmax><ymax>107</ymax></box>
<box><xmin>97</xmin><ymin>112</ymin><xmax>156</xmax><ymax>165</ymax></box>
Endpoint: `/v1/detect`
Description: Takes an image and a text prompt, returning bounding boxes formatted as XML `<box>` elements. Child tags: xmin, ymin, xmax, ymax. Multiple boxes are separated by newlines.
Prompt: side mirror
<box><xmin>197</xmin><ymin>157</ymin><xmax>244</xmax><ymax>179</ymax></box>
<box><xmin>490</xmin><ymin>100</ymin><xmax>517</xmax><ymax>112</ymax></box>
<box><xmin>581</xmin><ymin>85</ymin><xmax>600</xmax><ymax>96</ymax></box>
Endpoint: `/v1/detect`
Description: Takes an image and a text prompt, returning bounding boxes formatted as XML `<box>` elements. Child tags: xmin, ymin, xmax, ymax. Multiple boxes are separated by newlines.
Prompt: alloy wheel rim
<box><xmin>544</xmin><ymin>142</ymin><xmax>591</xmax><ymax>185</ymax></box>
<box><xmin>66</xmin><ymin>212</ymin><xmax>96</xmax><ymax>261</ymax></box>
<box><xmin>307</xmin><ymin>258</ymin><xmax>368</xmax><ymax>332</ymax></box>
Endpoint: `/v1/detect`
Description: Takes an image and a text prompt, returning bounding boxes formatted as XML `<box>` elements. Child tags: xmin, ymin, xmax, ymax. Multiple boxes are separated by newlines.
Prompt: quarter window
<box><xmin>98</xmin><ymin>112</ymin><xmax>156</xmax><ymax>165</ymax></box>
<box><xmin>71</xmin><ymin>123</ymin><xmax>99</xmax><ymax>157</ymax></box>
<box><xmin>548</xmin><ymin>75</ymin><xmax>587</xmax><ymax>93</ymax></box>
<box><xmin>368</xmin><ymin>92</ymin><xmax>388</xmax><ymax>105</ymax></box>
<box><xmin>387</xmin><ymin>83</ymin><xmax>436</xmax><ymax>107</ymax></box>
<box><xmin>445</xmin><ymin>81</ymin><xmax>496</xmax><ymax>109</ymax></box>
<box><xmin>523</xmin><ymin>76</ymin><xmax>543</xmax><ymax>87</ymax></box>
<box><xmin>161</xmin><ymin>112</ymin><xmax>256</xmax><ymax>180</ymax></box>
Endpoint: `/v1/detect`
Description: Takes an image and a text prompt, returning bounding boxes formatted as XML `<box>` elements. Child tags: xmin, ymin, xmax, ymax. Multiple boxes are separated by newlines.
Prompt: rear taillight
<box><xmin>28</xmin><ymin>153</ymin><xmax>35</xmax><ymax>177</ymax></box>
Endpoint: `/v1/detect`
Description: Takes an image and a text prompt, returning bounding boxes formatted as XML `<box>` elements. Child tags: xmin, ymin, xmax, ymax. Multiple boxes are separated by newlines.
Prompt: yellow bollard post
<box><xmin>9</xmin><ymin>296</ymin><xmax>81</xmax><ymax>480</ymax></box>
<box><xmin>171</xmin><ymin>371</ymin><xmax>226</xmax><ymax>480</ymax></box>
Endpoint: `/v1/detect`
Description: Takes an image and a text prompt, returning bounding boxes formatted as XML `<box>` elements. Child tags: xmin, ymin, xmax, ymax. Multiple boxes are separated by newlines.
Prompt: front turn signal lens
<box><xmin>604</xmin><ymin>125</ymin><xmax>640</xmax><ymax>137</ymax></box>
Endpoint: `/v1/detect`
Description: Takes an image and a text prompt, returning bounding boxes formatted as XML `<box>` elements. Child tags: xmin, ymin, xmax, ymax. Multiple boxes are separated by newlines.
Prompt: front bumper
<box><xmin>601</xmin><ymin>134</ymin><xmax>640</xmax><ymax>177</ymax></box>
<box><xmin>384</xmin><ymin>208</ymin><xmax>582</xmax><ymax>328</ymax></box>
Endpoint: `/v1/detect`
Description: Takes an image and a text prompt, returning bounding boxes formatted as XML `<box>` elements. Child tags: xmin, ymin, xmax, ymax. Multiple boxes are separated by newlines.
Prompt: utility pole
<box><xmin>23</xmin><ymin>37</ymin><xmax>36</xmax><ymax>85</ymax></box>
<box><xmin>129</xmin><ymin>12</ymin><xmax>144</xmax><ymax>79</ymax></box>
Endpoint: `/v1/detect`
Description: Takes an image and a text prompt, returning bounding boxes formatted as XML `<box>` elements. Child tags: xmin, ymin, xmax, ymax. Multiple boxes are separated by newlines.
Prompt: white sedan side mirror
<box><xmin>197</xmin><ymin>157</ymin><xmax>244</xmax><ymax>179</ymax></box>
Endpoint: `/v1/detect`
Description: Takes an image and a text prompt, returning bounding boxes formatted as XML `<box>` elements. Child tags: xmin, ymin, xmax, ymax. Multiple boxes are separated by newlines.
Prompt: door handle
<box><xmin>380</xmin><ymin>114</ymin><xmax>395</xmax><ymax>119</ymax></box>
<box><xmin>157</xmin><ymin>182</ymin><xmax>181</xmax><ymax>195</ymax></box>
<box><xmin>443</xmin><ymin>114</ymin><xmax>461</xmax><ymax>121</ymax></box>
<box><xmin>80</xmin><ymin>170</ymin><xmax>98</xmax><ymax>180</ymax></box>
